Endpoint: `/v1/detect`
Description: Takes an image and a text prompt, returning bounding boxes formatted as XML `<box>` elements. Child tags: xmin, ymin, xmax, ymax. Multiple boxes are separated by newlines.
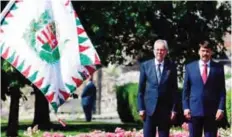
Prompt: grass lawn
<box><xmin>1</xmin><ymin>120</ymin><xmax>143</xmax><ymax>137</ymax></box>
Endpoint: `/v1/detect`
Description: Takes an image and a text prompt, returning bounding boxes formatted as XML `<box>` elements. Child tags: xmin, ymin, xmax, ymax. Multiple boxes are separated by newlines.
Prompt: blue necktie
<box><xmin>157</xmin><ymin>64</ymin><xmax>161</xmax><ymax>83</ymax></box>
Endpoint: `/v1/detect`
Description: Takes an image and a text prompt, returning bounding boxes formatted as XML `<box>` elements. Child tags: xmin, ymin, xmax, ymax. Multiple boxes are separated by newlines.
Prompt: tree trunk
<box><xmin>32</xmin><ymin>86</ymin><xmax>51</xmax><ymax>130</ymax></box>
<box><xmin>1</xmin><ymin>70</ymin><xmax>9</xmax><ymax>101</ymax></box>
<box><xmin>97</xmin><ymin>69</ymin><xmax>102</xmax><ymax>115</ymax></box>
<box><xmin>6</xmin><ymin>87</ymin><xmax>20</xmax><ymax>137</ymax></box>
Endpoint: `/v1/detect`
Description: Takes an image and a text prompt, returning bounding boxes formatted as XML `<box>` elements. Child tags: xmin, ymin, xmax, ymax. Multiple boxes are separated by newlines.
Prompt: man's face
<box><xmin>153</xmin><ymin>43</ymin><xmax>167</xmax><ymax>62</ymax></box>
<box><xmin>198</xmin><ymin>47</ymin><xmax>212</xmax><ymax>62</ymax></box>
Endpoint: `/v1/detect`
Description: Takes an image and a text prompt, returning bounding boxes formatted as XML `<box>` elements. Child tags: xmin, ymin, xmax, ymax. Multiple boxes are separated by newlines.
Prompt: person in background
<box><xmin>81</xmin><ymin>75</ymin><xmax>97</xmax><ymax>122</ymax></box>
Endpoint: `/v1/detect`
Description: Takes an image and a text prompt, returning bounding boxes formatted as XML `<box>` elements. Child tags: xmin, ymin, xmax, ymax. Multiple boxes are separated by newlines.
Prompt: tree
<box><xmin>1</xmin><ymin>69</ymin><xmax>9</xmax><ymax>101</ymax></box>
<box><xmin>72</xmin><ymin>1</ymin><xmax>231</xmax><ymax>79</ymax></box>
<box><xmin>1</xmin><ymin>59</ymin><xmax>30</xmax><ymax>136</ymax></box>
<box><xmin>6</xmin><ymin>86</ymin><xmax>21</xmax><ymax>136</ymax></box>
<box><xmin>1</xmin><ymin>2</ymin><xmax>51</xmax><ymax>133</ymax></box>
<box><xmin>2</xmin><ymin>59</ymin><xmax>51</xmax><ymax>135</ymax></box>
<box><xmin>32</xmin><ymin>85</ymin><xmax>51</xmax><ymax>130</ymax></box>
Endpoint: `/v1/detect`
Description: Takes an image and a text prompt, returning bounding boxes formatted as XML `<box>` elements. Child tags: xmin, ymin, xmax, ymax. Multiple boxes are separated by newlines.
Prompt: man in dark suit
<box><xmin>137</xmin><ymin>39</ymin><xmax>178</xmax><ymax>137</ymax></box>
<box><xmin>81</xmin><ymin>75</ymin><xmax>97</xmax><ymax>122</ymax></box>
<box><xmin>182</xmin><ymin>40</ymin><xmax>226</xmax><ymax>137</ymax></box>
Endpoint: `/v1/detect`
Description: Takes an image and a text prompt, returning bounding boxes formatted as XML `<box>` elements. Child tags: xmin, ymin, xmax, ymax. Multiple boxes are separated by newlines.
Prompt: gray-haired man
<box><xmin>138</xmin><ymin>39</ymin><xmax>178</xmax><ymax>137</ymax></box>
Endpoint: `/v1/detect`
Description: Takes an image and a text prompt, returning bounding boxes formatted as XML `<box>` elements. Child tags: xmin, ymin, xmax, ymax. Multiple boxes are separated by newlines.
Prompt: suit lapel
<box><xmin>151</xmin><ymin>59</ymin><xmax>159</xmax><ymax>84</ymax></box>
<box><xmin>205</xmin><ymin>61</ymin><xmax>214</xmax><ymax>85</ymax></box>
<box><xmin>160</xmin><ymin>60</ymin><xmax>170</xmax><ymax>85</ymax></box>
<box><xmin>195</xmin><ymin>61</ymin><xmax>205</xmax><ymax>85</ymax></box>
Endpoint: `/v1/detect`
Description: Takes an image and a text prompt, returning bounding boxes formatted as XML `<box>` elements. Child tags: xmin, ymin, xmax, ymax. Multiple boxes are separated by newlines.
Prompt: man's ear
<box><xmin>198</xmin><ymin>49</ymin><xmax>201</xmax><ymax>56</ymax></box>
<box><xmin>209</xmin><ymin>49</ymin><xmax>213</xmax><ymax>56</ymax></box>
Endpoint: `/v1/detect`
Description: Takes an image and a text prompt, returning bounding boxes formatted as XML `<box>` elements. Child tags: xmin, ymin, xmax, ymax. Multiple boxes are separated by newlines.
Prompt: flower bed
<box><xmin>23</xmin><ymin>123</ymin><xmax>231</xmax><ymax>137</ymax></box>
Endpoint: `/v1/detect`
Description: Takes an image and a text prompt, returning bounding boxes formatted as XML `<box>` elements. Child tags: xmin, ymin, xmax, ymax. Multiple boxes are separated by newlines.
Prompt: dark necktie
<box><xmin>157</xmin><ymin>64</ymin><xmax>161</xmax><ymax>83</ymax></box>
<box><xmin>202</xmin><ymin>64</ymin><xmax>208</xmax><ymax>84</ymax></box>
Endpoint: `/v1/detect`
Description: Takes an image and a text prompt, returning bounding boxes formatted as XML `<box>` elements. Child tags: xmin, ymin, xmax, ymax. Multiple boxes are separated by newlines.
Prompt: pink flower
<box><xmin>106</xmin><ymin>132</ymin><xmax>116</xmax><ymax>137</ymax></box>
<box><xmin>181</xmin><ymin>122</ymin><xmax>189</xmax><ymax>131</ymax></box>
<box><xmin>171</xmin><ymin>131</ymin><xmax>189</xmax><ymax>137</ymax></box>
<box><xmin>116</xmin><ymin>132</ymin><xmax>124</xmax><ymax>137</ymax></box>
<box><xmin>43</xmin><ymin>132</ymin><xmax>52</xmax><ymax>137</ymax></box>
<box><xmin>52</xmin><ymin>132</ymin><xmax>65</xmax><ymax>137</ymax></box>
<box><xmin>73</xmin><ymin>127</ymin><xmax>196</xmax><ymax>137</ymax></box>
<box><xmin>124</xmin><ymin>131</ymin><xmax>132</xmax><ymax>137</ymax></box>
<box><xmin>115</xmin><ymin>127</ymin><xmax>125</xmax><ymax>133</ymax></box>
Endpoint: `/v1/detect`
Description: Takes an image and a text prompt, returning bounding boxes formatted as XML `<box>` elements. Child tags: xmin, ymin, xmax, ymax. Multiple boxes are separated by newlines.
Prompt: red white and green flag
<box><xmin>0</xmin><ymin>0</ymin><xmax>101</xmax><ymax>113</ymax></box>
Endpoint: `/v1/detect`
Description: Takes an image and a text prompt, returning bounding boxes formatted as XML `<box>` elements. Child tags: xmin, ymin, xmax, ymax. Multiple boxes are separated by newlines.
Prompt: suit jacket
<box><xmin>137</xmin><ymin>59</ymin><xmax>178</xmax><ymax>116</ymax></box>
<box><xmin>81</xmin><ymin>81</ymin><xmax>97</xmax><ymax>106</ymax></box>
<box><xmin>182</xmin><ymin>60</ymin><xmax>226</xmax><ymax>117</ymax></box>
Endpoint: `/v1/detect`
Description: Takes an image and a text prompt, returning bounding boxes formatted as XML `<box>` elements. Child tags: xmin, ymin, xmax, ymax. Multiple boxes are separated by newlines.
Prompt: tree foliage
<box><xmin>1</xmin><ymin>58</ymin><xmax>30</xmax><ymax>88</ymax></box>
<box><xmin>72</xmin><ymin>1</ymin><xmax>231</xmax><ymax>78</ymax></box>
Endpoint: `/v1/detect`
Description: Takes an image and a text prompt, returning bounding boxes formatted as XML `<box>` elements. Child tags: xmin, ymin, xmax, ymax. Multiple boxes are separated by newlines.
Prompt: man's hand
<box><xmin>184</xmin><ymin>109</ymin><xmax>191</xmax><ymax>120</ymax></box>
<box><xmin>139</xmin><ymin>111</ymin><xmax>146</xmax><ymax>120</ymax></box>
<box><xmin>170</xmin><ymin>111</ymin><xmax>176</xmax><ymax>121</ymax></box>
<box><xmin>216</xmin><ymin>109</ymin><xmax>224</xmax><ymax>121</ymax></box>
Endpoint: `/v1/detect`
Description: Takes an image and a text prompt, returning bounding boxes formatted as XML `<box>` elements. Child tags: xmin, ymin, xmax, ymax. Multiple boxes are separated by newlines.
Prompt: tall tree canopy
<box><xmin>72</xmin><ymin>1</ymin><xmax>231</xmax><ymax>77</ymax></box>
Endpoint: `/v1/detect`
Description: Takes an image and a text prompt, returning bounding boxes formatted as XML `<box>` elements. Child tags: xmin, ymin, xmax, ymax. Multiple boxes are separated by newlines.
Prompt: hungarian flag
<box><xmin>0</xmin><ymin>0</ymin><xmax>101</xmax><ymax>112</ymax></box>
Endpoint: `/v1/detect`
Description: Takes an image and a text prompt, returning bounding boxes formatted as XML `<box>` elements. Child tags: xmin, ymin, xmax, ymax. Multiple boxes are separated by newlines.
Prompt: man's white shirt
<box><xmin>155</xmin><ymin>59</ymin><xmax>164</xmax><ymax>74</ymax></box>
<box><xmin>199</xmin><ymin>60</ymin><xmax>210</xmax><ymax>76</ymax></box>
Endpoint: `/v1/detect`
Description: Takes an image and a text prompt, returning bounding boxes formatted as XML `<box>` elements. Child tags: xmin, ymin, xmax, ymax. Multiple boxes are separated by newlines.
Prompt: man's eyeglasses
<box><xmin>154</xmin><ymin>49</ymin><xmax>166</xmax><ymax>52</ymax></box>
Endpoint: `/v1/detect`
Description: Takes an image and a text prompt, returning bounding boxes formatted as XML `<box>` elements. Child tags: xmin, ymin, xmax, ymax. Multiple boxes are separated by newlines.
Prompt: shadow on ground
<box><xmin>1</xmin><ymin>121</ymin><xmax>143</xmax><ymax>133</ymax></box>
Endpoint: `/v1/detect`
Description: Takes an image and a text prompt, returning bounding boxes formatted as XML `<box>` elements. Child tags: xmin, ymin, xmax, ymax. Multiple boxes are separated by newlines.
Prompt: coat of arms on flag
<box><xmin>0</xmin><ymin>0</ymin><xmax>101</xmax><ymax>113</ymax></box>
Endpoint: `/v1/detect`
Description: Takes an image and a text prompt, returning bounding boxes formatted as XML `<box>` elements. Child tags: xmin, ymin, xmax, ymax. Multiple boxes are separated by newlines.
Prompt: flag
<box><xmin>0</xmin><ymin>0</ymin><xmax>101</xmax><ymax>112</ymax></box>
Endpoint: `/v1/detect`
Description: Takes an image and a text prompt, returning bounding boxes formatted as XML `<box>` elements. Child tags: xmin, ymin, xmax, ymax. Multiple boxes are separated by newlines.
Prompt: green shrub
<box><xmin>116</xmin><ymin>83</ymin><xmax>142</xmax><ymax>123</ymax></box>
<box><xmin>225</xmin><ymin>73</ymin><xmax>231</xmax><ymax>80</ymax></box>
<box><xmin>226</xmin><ymin>90</ymin><xmax>231</xmax><ymax>124</ymax></box>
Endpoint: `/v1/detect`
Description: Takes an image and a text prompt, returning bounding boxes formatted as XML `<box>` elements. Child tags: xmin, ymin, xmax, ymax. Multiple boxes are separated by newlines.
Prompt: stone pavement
<box><xmin>50</xmin><ymin>112</ymin><xmax>121</xmax><ymax>123</ymax></box>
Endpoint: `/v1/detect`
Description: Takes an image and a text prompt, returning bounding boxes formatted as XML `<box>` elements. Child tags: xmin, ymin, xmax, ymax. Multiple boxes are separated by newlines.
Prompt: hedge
<box><xmin>116</xmin><ymin>83</ymin><xmax>142</xmax><ymax>123</ymax></box>
<box><xmin>116</xmin><ymin>83</ymin><xmax>231</xmax><ymax>127</ymax></box>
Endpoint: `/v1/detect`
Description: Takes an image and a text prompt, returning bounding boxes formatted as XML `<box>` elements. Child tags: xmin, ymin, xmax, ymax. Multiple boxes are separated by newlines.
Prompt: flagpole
<box><xmin>0</xmin><ymin>0</ymin><xmax>16</xmax><ymax>23</ymax></box>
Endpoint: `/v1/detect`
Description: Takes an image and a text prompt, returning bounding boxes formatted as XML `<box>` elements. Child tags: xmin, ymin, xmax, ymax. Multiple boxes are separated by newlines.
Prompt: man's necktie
<box><xmin>157</xmin><ymin>64</ymin><xmax>161</xmax><ymax>83</ymax></box>
<box><xmin>202</xmin><ymin>64</ymin><xmax>208</xmax><ymax>84</ymax></box>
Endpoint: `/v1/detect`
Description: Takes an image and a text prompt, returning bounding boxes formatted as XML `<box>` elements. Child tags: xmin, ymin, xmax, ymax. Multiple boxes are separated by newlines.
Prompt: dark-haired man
<box><xmin>182</xmin><ymin>40</ymin><xmax>226</xmax><ymax>137</ymax></box>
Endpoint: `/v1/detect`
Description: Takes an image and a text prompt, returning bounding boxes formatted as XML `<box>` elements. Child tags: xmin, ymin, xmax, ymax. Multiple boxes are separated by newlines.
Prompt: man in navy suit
<box><xmin>182</xmin><ymin>40</ymin><xmax>226</xmax><ymax>137</ymax></box>
<box><xmin>81</xmin><ymin>75</ymin><xmax>97</xmax><ymax>122</ymax></box>
<box><xmin>138</xmin><ymin>39</ymin><xmax>178</xmax><ymax>137</ymax></box>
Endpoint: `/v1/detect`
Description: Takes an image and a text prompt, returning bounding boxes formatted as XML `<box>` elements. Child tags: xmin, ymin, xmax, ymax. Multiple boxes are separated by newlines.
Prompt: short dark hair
<box><xmin>199</xmin><ymin>40</ymin><xmax>212</xmax><ymax>49</ymax></box>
